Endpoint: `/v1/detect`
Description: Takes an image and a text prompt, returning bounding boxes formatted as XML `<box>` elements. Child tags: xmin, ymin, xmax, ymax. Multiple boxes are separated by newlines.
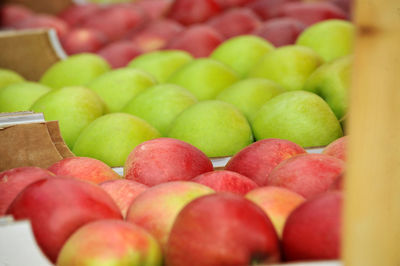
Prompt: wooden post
<box><xmin>344</xmin><ymin>0</ymin><xmax>400</xmax><ymax>265</ymax></box>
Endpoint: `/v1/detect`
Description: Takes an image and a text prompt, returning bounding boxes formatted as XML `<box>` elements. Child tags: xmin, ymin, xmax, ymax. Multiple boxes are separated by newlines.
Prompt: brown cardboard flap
<box><xmin>46</xmin><ymin>121</ymin><xmax>75</xmax><ymax>158</ymax></box>
<box><xmin>4</xmin><ymin>0</ymin><xmax>74</xmax><ymax>14</ymax></box>
<box><xmin>0</xmin><ymin>29</ymin><xmax>66</xmax><ymax>81</ymax></box>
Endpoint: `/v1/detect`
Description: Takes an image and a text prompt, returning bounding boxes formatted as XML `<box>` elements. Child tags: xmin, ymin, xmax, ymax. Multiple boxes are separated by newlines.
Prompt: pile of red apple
<box><xmin>1</xmin><ymin>136</ymin><xmax>347</xmax><ymax>265</ymax></box>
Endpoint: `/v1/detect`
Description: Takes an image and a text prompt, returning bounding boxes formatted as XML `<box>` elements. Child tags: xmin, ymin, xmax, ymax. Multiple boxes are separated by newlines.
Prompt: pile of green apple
<box><xmin>0</xmin><ymin>18</ymin><xmax>353</xmax><ymax>167</ymax></box>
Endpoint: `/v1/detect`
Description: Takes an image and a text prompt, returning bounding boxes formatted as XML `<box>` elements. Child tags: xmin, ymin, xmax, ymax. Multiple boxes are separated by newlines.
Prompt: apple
<box><xmin>31</xmin><ymin>86</ymin><xmax>105</xmax><ymax>149</ymax></box>
<box><xmin>97</xmin><ymin>41</ymin><xmax>142</xmax><ymax>69</ymax></box>
<box><xmin>282</xmin><ymin>191</ymin><xmax>343</xmax><ymax>261</ymax></box>
<box><xmin>216</xmin><ymin>78</ymin><xmax>284</xmax><ymax>121</ymax></box>
<box><xmin>207</xmin><ymin>8</ymin><xmax>261</xmax><ymax>39</ymax></box>
<box><xmin>253</xmin><ymin>18</ymin><xmax>306</xmax><ymax>47</ymax></box>
<box><xmin>0</xmin><ymin>167</ymin><xmax>53</xmax><ymax>216</ymax></box>
<box><xmin>0</xmin><ymin>4</ymin><xmax>33</xmax><ymax>28</ymax></box>
<box><xmin>268</xmin><ymin>153</ymin><xmax>344</xmax><ymax>198</ymax></box>
<box><xmin>122</xmin><ymin>84</ymin><xmax>197</xmax><ymax>135</ymax></box>
<box><xmin>167</xmin><ymin>58</ymin><xmax>239</xmax><ymax>100</ymax></box>
<box><xmin>252</xmin><ymin>91</ymin><xmax>343</xmax><ymax>147</ymax></box>
<box><xmin>48</xmin><ymin>157</ymin><xmax>120</xmax><ymax>184</ymax></box>
<box><xmin>6</xmin><ymin>177</ymin><xmax>122</xmax><ymax>263</ymax></box>
<box><xmin>225</xmin><ymin>138</ymin><xmax>306</xmax><ymax>186</ymax></box>
<box><xmin>246</xmin><ymin>0</ymin><xmax>298</xmax><ymax>20</ymax></box>
<box><xmin>329</xmin><ymin>173</ymin><xmax>344</xmax><ymax>190</ymax></box>
<box><xmin>210</xmin><ymin>35</ymin><xmax>274</xmax><ymax>78</ymax></box>
<box><xmin>165</xmin><ymin>25</ymin><xmax>224</xmax><ymax>58</ymax></box>
<box><xmin>165</xmin><ymin>193</ymin><xmax>281</xmax><ymax>265</ymax></box>
<box><xmin>57</xmin><ymin>3</ymin><xmax>102</xmax><ymax>27</ymax></box>
<box><xmin>247</xmin><ymin>45</ymin><xmax>322</xmax><ymax>91</ymax></box>
<box><xmin>126</xmin><ymin>181</ymin><xmax>214</xmax><ymax>249</ymax></box>
<box><xmin>99</xmin><ymin>179</ymin><xmax>148</xmax><ymax>217</ymax></box>
<box><xmin>323</xmin><ymin>135</ymin><xmax>348</xmax><ymax>161</ymax></box>
<box><xmin>168</xmin><ymin>100</ymin><xmax>253</xmax><ymax>157</ymax></box>
<box><xmin>40</xmin><ymin>53</ymin><xmax>110</xmax><ymax>89</ymax></box>
<box><xmin>0</xmin><ymin>68</ymin><xmax>24</xmax><ymax>89</ymax></box>
<box><xmin>296</xmin><ymin>19</ymin><xmax>355</xmax><ymax>62</ymax></box>
<box><xmin>73</xmin><ymin>113</ymin><xmax>161</xmax><ymax>167</ymax></box>
<box><xmin>167</xmin><ymin>0</ymin><xmax>221</xmax><ymax>25</ymax></box>
<box><xmin>134</xmin><ymin>0</ymin><xmax>172</xmax><ymax>20</ymax></box>
<box><xmin>192</xmin><ymin>170</ymin><xmax>259</xmax><ymax>195</ymax></box>
<box><xmin>124</xmin><ymin>138</ymin><xmax>213</xmax><ymax>186</ymax></box>
<box><xmin>57</xmin><ymin>220</ymin><xmax>162</xmax><ymax>266</ymax></box>
<box><xmin>0</xmin><ymin>82</ymin><xmax>51</xmax><ymax>112</ymax></box>
<box><xmin>61</xmin><ymin>28</ymin><xmax>108</xmax><ymax>55</ymax></box>
<box><xmin>214</xmin><ymin>0</ymin><xmax>256</xmax><ymax>9</ymax></box>
<box><xmin>14</xmin><ymin>14</ymin><xmax>70</xmax><ymax>40</ymax></box>
<box><xmin>245</xmin><ymin>186</ymin><xmax>305</xmax><ymax>237</ymax></box>
<box><xmin>128</xmin><ymin>50</ymin><xmax>193</xmax><ymax>83</ymax></box>
<box><xmin>87</xmin><ymin>68</ymin><xmax>156</xmax><ymax>113</ymax></box>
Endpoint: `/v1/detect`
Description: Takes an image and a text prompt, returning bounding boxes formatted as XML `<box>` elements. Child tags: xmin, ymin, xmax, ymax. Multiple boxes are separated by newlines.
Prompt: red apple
<box><xmin>268</xmin><ymin>153</ymin><xmax>345</xmax><ymax>198</ymax></box>
<box><xmin>214</xmin><ymin>0</ymin><xmax>256</xmax><ymax>9</ymax></box>
<box><xmin>329</xmin><ymin>173</ymin><xmax>344</xmax><ymax>190</ymax></box>
<box><xmin>99</xmin><ymin>179</ymin><xmax>148</xmax><ymax>217</ymax></box>
<box><xmin>225</xmin><ymin>138</ymin><xmax>306</xmax><ymax>186</ymax></box>
<box><xmin>165</xmin><ymin>25</ymin><xmax>224</xmax><ymax>58</ymax></box>
<box><xmin>97</xmin><ymin>41</ymin><xmax>142</xmax><ymax>69</ymax></box>
<box><xmin>0</xmin><ymin>167</ymin><xmax>53</xmax><ymax>216</ymax></box>
<box><xmin>6</xmin><ymin>177</ymin><xmax>122</xmax><ymax>263</ymax></box>
<box><xmin>124</xmin><ymin>138</ymin><xmax>213</xmax><ymax>186</ymax></box>
<box><xmin>14</xmin><ymin>14</ymin><xmax>70</xmax><ymax>40</ymax></box>
<box><xmin>61</xmin><ymin>28</ymin><xmax>108</xmax><ymax>55</ymax></box>
<box><xmin>282</xmin><ymin>191</ymin><xmax>343</xmax><ymax>261</ymax></box>
<box><xmin>135</xmin><ymin>0</ymin><xmax>173</xmax><ymax>20</ymax></box>
<box><xmin>0</xmin><ymin>4</ymin><xmax>33</xmax><ymax>28</ymax></box>
<box><xmin>57</xmin><ymin>3</ymin><xmax>102</xmax><ymax>27</ymax></box>
<box><xmin>126</xmin><ymin>181</ymin><xmax>214</xmax><ymax>249</ymax></box>
<box><xmin>207</xmin><ymin>8</ymin><xmax>261</xmax><ymax>39</ymax></box>
<box><xmin>245</xmin><ymin>186</ymin><xmax>305</xmax><ymax>237</ymax></box>
<box><xmin>323</xmin><ymin>135</ymin><xmax>348</xmax><ymax>161</ymax></box>
<box><xmin>165</xmin><ymin>193</ymin><xmax>281</xmax><ymax>266</ymax></box>
<box><xmin>253</xmin><ymin>18</ymin><xmax>306</xmax><ymax>47</ymax></box>
<box><xmin>167</xmin><ymin>0</ymin><xmax>221</xmax><ymax>26</ymax></box>
<box><xmin>48</xmin><ymin>157</ymin><xmax>120</xmax><ymax>184</ymax></box>
<box><xmin>246</xmin><ymin>0</ymin><xmax>298</xmax><ymax>21</ymax></box>
<box><xmin>57</xmin><ymin>220</ymin><xmax>162</xmax><ymax>266</ymax></box>
<box><xmin>192</xmin><ymin>170</ymin><xmax>258</xmax><ymax>195</ymax></box>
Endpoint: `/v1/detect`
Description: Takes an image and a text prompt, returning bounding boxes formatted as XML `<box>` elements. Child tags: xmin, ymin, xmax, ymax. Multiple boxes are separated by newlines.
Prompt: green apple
<box><xmin>303</xmin><ymin>55</ymin><xmax>353</xmax><ymax>120</ymax></box>
<box><xmin>167</xmin><ymin>100</ymin><xmax>253</xmax><ymax>157</ymax></box>
<box><xmin>216</xmin><ymin>78</ymin><xmax>285</xmax><ymax>122</ymax></box>
<box><xmin>128</xmin><ymin>50</ymin><xmax>193</xmax><ymax>83</ymax></box>
<box><xmin>40</xmin><ymin>53</ymin><xmax>110</xmax><ymax>89</ymax></box>
<box><xmin>122</xmin><ymin>84</ymin><xmax>197</xmax><ymax>135</ymax></box>
<box><xmin>87</xmin><ymin>68</ymin><xmax>156</xmax><ymax>113</ymax></box>
<box><xmin>167</xmin><ymin>58</ymin><xmax>239</xmax><ymax>100</ymax></box>
<box><xmin>211</xmin><ymin>35</ymin><xmax>275</xmax><ymax>78</ymax></box>
<box><xmin>0</xmin><ymin>68</ymin><xmax>24</xmax><ymax>89</ymax></box>
<box><xmin>296</xmin><ymin>19</ymin><xmax>355</xmax><ymax>62</ymax></box>
<box><xmin>252</xmin><ymin>91</ymin><xmax>343</xmax><ymax>147</ymax></box>
<box><xmin>31</xmin><ymin>86</ymin><xmax>106</xmax><ymax>149</ymax></box>
<box><xmin>247</xmin><ymin>45</ymin><xmax>322</xmax><ymax>91</ymax></box>
<box><xmin>0</xmin><ymin>82</ymin><xmax>51</xmax><ymax>112</ymax></box>
<box><xmin>73</xmin><ymin>113</ymin><xmax>161</xmax><ymax>167</ymax></box>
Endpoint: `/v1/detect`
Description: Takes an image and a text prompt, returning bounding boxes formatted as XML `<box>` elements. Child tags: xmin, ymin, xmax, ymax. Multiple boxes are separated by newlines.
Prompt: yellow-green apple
<box><xmin>245</xmin><ymin>186</ymin><xmax>305</xmax><ymax>237</ymax></box>
<box><xmin>72</xmin><ymin>113</ymin><xmax>161</xmax><ymax>167</ymax></box>
<box><xmin>99</xmin><ymin>179</ymin><xmax>148</xmax><ymax>217</ymax></box>
<box><xmin>87</xmin><ymin>68</ymin><xmax>156</xmax><ymax>113</ymax></box>
<box><xmin>31</xmin><ymin>86</ymin><xmax>106</xmax><ymax>149</ymax></box>
<box><xmin>0</xmin><ymin>167</ymin><xmax>53</xmax><ymax>216</ymax></box>
<box><xmin>57</xmin><ymin>3</ymin><xmax>102</xmax><ymax>27</ymax></box>
<box><xmin>57</xmin><ymin>220</ymin><xmax>162</xmax><ymax>266</ymax></box>
<box><xmin>40</xmin><ymin>53</ymin><xmax>110</xmax><ymax>89</ymax></box>
<box><xmin>225</xmin><ymin>138</ymin><xmax>306</xmax><ymax>186</ymax></box>
<box><xmin>126</xmin><ymin>181</ymin><xmax>214</xmax><ymax>249</ymax></box>
<box><xmin>168</xmin><ymin>100</ymin><xmax>253</xmax><ymax>157</ymax></box>
<box><xmin>252</xmin><ymin>91</ymin><xmax>343</xmax><ymax>147</ymax></box>
<box><xmin>248</xmin><ymin>45</ymin><xmax>322</xmax><ymax>91</ymax></box>
<box><xmin>166</xmin><ymin>0</ymin><xmax>221</xmax><ymax>26</ymax></box>
<box><xmin>303</xmin><ymin>55</ymin><xmax>352</xmax><ymax>120</ymax></box>
<box><xmin>61</xmin><ymin>28</ymin><xmax>108</xmax><ymax>55</ymax></box>
<box><xmin>282</xmin><ymin>191</ymin><xmax>343</xmax><ymax>261</ymax></box>
<box><xmin>165</xmin><ymin>193</ymin><xmax>281</xmax><ymax>266</ymax></box>
<box><xmin>0</xmin><ymin>68</ymin><xmax>24</xmax><ymax>89</ymax></box>
<box><xmin>268</xmin><ymin>153</ymin><xmax>344</xmax><ymax>198</ymax></box>
<box><xmin>124</xmin><ymin>138</ymin><xmax>213</xmax><ymax>186</ymax></box>
<box><xmin>323</xmin><ymin>135</ymin><xmax>348</xmax><ymax>161</ymax></box>
<box><xmin>216</xmin><ymin>78</ymin><xmax>284</xmax><ymax>122</ymax></box>
<box><xmin>0</xmin><ymin>82</ymin><xmax>51</xmax><ymax>112</ymax></box>
<box><xmin>296</xmin><ymin>19</ymin><xmax>355</xmax><ymax>62</ymax></box>
<box><xmin>167</xmin><ymin>59</ymin><xmax>239</xmax><ymax>100</ymax></box>
<box><xmin>48</xmin><ymin>157</ymin><xmax>120</xmax><ymax>184</ymax></box>
<box><xmin>211</xmin><ymin>35</ymin><xmax>274</xmax><ymax>78</ymax></box>
<box><xmin>1</xmin><ymin>4</ymin><xmax>33</xmax><ymax>27</ymax></box>
<box><xmin>122</xmin><ymin>84</ymin><xmax>197</xmax><ymax>135</ymax></box>
<box><xmin>6</xmin><ymin>177</ymin><xmax>122</xmax><ymax>263</ymax></box>
<box><xmin>192</xmin><ymin>170</ymin><xmax>258</xmax><ymax>195</ymax></box>
<box><xmin>128</xmin><ymin>50</ymin><xmax>193</xmax><ymax>83</ymax></box>
<box><xmin>97</xmin><ymin>41</ymin><xmax>142</xmax><ymax>69</ymax></box>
